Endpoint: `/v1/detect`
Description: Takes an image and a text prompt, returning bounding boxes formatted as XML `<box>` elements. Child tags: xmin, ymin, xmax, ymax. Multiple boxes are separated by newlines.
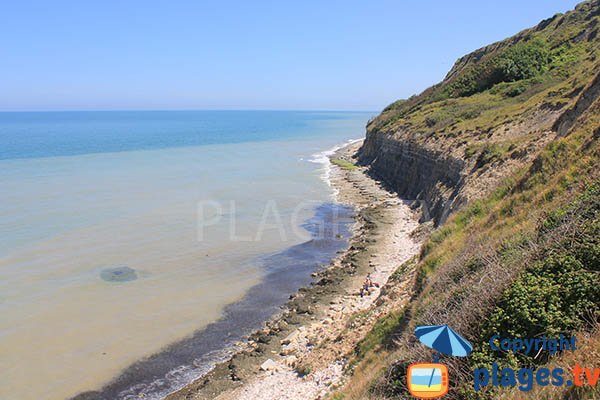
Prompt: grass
<box><xmin>349</xmin><ymin>123</ymin><xmax>598</xmax><ymax>399</ymax></box>
<box><xmin>394</xmin><ymin>115</ymin><xmax>596</xmax><ymax>398</ymax></box>
<box><xmin>355</xmin><ymin>310</ymin><xmax>405</xmax><ymax>360</ymax></box>
<box><xmin>365</xmin><ymin>1</ymin><xmax>600</xmax><ymax>169</ymax></box>
<box><xmin>330</xmin><ymin>3</ymin><xmax>600</xmax><ymax>399</ymax></box>
<box><xmin>331</xmin><ymin>158</ymin><xmax>358</xmax><ymax>170</ymax></box>
<box><xmin>332</xmin><ymin>68</ymin><xmax>599</xmax><ymax>400</ymax></box>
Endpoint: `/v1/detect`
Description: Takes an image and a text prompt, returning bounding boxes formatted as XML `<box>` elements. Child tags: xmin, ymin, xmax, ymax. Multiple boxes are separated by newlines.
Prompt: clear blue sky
<box><xmin>0</xmin><ymin>0</ymin><xmax>581</xmax><ymax>112</ymax></box>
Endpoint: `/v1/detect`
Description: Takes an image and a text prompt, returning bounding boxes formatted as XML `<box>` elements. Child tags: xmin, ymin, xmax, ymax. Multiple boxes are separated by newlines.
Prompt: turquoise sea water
<box><xmin>0</xmin><ymin>110</ymin><xmax>371</xmax><ymax>400</ymax></box>
<box><xmin>0</xmin><ymin>110</ymin><xmax>365</xmax><ymax>160</ymax></box>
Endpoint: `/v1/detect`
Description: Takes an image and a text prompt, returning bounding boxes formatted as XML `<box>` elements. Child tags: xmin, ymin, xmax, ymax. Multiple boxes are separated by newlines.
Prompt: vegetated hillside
<box><xmin>358</xmin><ymin>0</ymin><xmax>600</xmax><ymax>226</ymax></box>
<box><xmin>336</xmin><ymin>1</ymin><xmax>600</xmax><ymax>399</ymax></box>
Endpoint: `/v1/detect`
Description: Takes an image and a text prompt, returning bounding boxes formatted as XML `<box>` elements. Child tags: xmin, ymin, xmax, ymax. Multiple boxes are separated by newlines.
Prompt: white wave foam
<box><xmin>119</xmin><ymin>345</ymin><xmax>240</xmax><ymax>400</ymax></box>
<box><xmin>308</xmin><ymin>138</ymin><xmax>363</xmax><ymax>201</ymax></box>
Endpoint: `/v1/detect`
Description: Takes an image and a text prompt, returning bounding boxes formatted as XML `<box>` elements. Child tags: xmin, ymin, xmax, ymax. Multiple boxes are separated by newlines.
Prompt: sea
<box><xmin>0</xmin><ymin>110</ymin><xmax>372</xmax><ymax>400</ymax></box>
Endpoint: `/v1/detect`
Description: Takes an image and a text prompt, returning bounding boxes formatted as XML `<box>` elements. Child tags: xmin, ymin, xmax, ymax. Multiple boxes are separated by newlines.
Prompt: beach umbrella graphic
<box><xmin>414</xmin><ymin>324</ymin><xmax>473</xmax><ymax>388</ymax></box>
<box><xmin>415</xmin><ymin>324</ymin><xmax>473</xmax><ymax>357</ymax></box>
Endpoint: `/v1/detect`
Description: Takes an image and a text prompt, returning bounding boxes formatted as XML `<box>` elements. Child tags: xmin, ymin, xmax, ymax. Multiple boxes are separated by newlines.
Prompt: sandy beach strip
<box><xmin>166</xmin><ymin>140</ymin><xmax>424</xmax><ymax>400</ymax></box>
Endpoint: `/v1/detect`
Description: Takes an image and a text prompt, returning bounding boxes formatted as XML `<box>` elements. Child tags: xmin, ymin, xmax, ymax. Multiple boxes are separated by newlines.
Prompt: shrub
<box><xmin>472</xmin><ymin>186</ymin><xmax>600</xmax><ymax>371</ymax></box>
<box><xmin>475</xmin><ymin>143</ymin><xmax>505</xmax><ymax>168</ymax></box>
<box><xmin>295</xmin><ymin>364</ymin><xmax>312</xmax><ymax>376</ymax></box>
<box><xmin>495</xmin><ymin>39</ymin><xmax>550</xmax><ymax>82</ymax></box>
<box><xmin>446</xmin><ymin>39</ymin><xmax>551</xmax><ymax>98</ymax></box>
<box><xmin>502</xmin><ymin>81</ymin><xmax>530</xmax><ymax>97</ymax></box>
<box><xmin>474</xmin><ymin>253</ymin><xmax>600</xmax><ymax>370</ymax></box>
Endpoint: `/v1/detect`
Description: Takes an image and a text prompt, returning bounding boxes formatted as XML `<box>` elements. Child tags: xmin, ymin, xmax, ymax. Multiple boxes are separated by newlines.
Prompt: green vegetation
<box><xmin>465</xmin><ymin>186</ymin><xmax>600</xmax><ymax>398</ymax></box>
<box><xmin>355</xmin><ymin>310</ymin><xmax>405</xmax><ymax>360</ymax></box>
<box><xmin>331</xmin><ymin>158</ymin><xmax>358</xmax><ymax>170</ymax></box>
<box><xmin>295</xmin><ymin>363</ymin><xmax>312</xmax><ymax>376</ymax></box>
<box><xmin>474</xmin><ymin>143</ymin><xmax>508</xmax><ymax>168</ymax></box>
<box><xmin>367</xmin><ymin>117</ymin><xmax>597</xmax><ymax>400</ymax></box>
<box><xmin>445</xmin><ymin>39</ymin><xmax>551</xmax><ymax>98</ymax></box>
<box><xmin>340</xmin><ymin>110</ymin><xmax>598</xmax><ymax>399</ymax></box>
<box><xmin>331</xmin><ymin>3</ymin><xmax>600</xmax><ymax>398</ymax></box>
<box><xmin>364</xmin><ymin>0</ymin><xmax>600</xmax><ymax>174</ymax></box>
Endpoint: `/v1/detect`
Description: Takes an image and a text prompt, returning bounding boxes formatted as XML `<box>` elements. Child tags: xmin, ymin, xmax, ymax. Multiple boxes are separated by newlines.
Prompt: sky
<box><xmin>0</xmin><ymin>0</ymin><xmax>582</xmax><ymax>112</ymax></box>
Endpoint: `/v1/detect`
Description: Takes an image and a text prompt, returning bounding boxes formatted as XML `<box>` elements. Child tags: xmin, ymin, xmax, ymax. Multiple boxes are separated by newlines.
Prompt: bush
<box><xmin>495</xmin><ymin>39</ymin><xmax>550</xmax><ymax>82</ymax></box>
<box><xmin>549</xmin><ymin>43</ymin><xmax>584</xmax><ymax>77</ymax></box>
<box><xmin>491</xmin><ymin>255</ymin><xmax>599</xmax><ymax>336</ymax></box>
<box><xmin>472</xmin><ymin>187</ymin><xmax>600</xmax><ymax>370</ymax></box>
<box><xmin>475</xmin><ymin>143</ymin><xmax>505</xmax><ymax>168</ymax></box>
<box><xmin>473</xmin><ymin>253</ymin><xmax>600</xmax><ymax>372</ymax></box>
<box><xmin>447</xmin><ymin>64</ymin><xmax>494</xmax><ymax>97</ymax></box>
<box><xmin>502</xmin><ymin>81</ymin><xmax>531</xmax><ymax>97</ymax></box>
<box><xmin>446</xmin><ymin>39</ymin><xmax>551</xmax><ymax>98</ymax></box>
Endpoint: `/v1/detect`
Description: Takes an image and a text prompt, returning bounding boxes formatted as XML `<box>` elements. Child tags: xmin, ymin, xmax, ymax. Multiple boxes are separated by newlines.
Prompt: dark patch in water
<box><xmin>100</xmin><ymin>266</ymin><xmax>138</xmax><ymax>282</ymax></box>
<box><xmin>71</xmin><ymin>203</ymin><xmax>354</xmax><ymax>400</ymax></box>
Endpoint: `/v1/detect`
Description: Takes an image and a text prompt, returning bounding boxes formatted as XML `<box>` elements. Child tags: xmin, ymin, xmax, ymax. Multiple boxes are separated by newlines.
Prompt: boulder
<box><xmin>260</xmin><ymin>359</ymin><xmax>277</xmax><ymax>371</ymax></box>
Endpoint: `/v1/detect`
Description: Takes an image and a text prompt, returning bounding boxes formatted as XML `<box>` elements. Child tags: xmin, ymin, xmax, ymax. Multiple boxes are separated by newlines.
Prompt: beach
<box><xmin>166</xmin><ymin>140</ymin><xmax>424</xmax><ymax>400</ymax></box>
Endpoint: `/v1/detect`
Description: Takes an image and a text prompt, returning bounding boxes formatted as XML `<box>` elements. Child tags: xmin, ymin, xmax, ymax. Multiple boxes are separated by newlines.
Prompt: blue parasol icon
<box><xmin>414</xmin><ymin>324</ymin><xmax>473</xmax><ymax>388</ymax></box>
<box><xmin>415</xmin><ymin>324</ymin><xmax>473</xmax><ymax>357</ymax></box>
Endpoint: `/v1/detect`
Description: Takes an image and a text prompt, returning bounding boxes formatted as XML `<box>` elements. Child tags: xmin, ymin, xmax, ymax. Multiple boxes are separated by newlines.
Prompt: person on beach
<box><xmin>366</xmin><ymin>273</ymin><xmax>379</xmax><ymax>288</ymax></box>
<box><xmin>360</xmin><ymin>273</ymin><xmax>380</xmax><ymax>297</ymax></box>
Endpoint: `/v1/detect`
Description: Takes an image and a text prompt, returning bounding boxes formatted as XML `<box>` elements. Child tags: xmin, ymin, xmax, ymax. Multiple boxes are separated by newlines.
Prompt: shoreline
<box><xmin>308</xmin><ymin>137</ymin><xmax>364</xmax><ymax>202</ymax></box>
<box><xmin>70</xmin><ymin>205</ymin><xmax>355</xmax><ymax>400</ymax></box>
<box><xmin>166</xmin><ymin>140</ymin><xmax>424</xmax><ymax>400</ymax></box>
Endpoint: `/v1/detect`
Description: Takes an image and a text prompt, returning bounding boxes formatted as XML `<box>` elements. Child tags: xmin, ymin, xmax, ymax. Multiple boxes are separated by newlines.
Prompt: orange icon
<box><xmin>407</xmin><ymin>363</ymin><xmax>449</xmax><ymax>399</ymax></box>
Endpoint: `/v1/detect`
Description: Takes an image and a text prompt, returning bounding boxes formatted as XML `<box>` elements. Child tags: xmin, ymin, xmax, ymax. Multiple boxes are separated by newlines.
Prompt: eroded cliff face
<box><xmin>334</xmin><ymin>3</ymin><xmax>600</xmax><ymax>400</ymax></box>
<box><xmin>357</xmin><ymin>105</ymin><xmax>565</xmax><ymax>225</ymax></box>
<box><xmin>357</xmin><ymin>96</ymin><xmax>588</xmax><ymax>225</ymax></box>
<box><xmin>357</xmin><ymin>0</ymin><xmax>600</xmax><ymax>225</ymax></box>
<box><xmin>553</xmin><ymin>71</ymin><xmax>600</xmax><ymax>136</ymax></box>
<box><xmin>358</xmin><ymin>134</ymin><xmax>465</xmax><ymax>225</ymax></box>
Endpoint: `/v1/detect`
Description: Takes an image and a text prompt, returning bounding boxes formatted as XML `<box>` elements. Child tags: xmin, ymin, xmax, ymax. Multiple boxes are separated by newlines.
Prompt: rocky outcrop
<box><xmin>553</xmin><ymin>71</ymin><xmax>600</xmax><ymax>136</ymax></box>
<box><xmin>356</xmin><ymin>0</ymin><xmax>600</xmax><ymax>226</ymax></box>
<box><xmin>358</xmin><ymin>133</ymin><xmax>466</xmax><ymax>225</ymax></box>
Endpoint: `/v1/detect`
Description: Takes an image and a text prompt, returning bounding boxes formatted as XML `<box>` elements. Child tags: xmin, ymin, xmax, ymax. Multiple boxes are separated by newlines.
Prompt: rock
<box><xmin>285</xmin><ymin>355</ymin><xmax>298</xmax><ymax>368</ymax></box>
<box><xmin>260</xmin><ymin>359</ymin><xmax>277</xmax><ymax>371</ymax></box>
<box><xmin>296</xmin><ymin>303</ymin><xmax>312</xmax><ymax>314</ymax></box>
<box><xmin>257</xmin><ymin>334</ymin><xmax>271</xmax><ymax>344</ymax></box>
<box><xmin>281</xmin><ymin>330</ymin><xmax>299</xmax><ymax>345</ymax></box>
<box><xmin>100</xmin><ymin>266</ymin><xmax>137</xmax><ymax>282</ymax></box>
<box><xmin>359</xmin><ymin>134</ymin><xmax>464</xmax><ymax>225</ymax></box>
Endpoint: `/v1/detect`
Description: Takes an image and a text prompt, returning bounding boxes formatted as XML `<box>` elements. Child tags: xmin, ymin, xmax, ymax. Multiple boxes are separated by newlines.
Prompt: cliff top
<box><xmin>368</xmin><ymin>0</ymin><xmax>599</xmax><ymax>162</ymax></box>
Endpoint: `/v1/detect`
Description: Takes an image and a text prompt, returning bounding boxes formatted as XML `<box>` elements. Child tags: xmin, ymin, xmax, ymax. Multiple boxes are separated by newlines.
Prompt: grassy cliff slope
<box><xmin>334</xmin><ymin>1</ymin><xmax>600</xmax><ymax>399</ymax></box>
<box><xmin>358</xmin><ymin>0</ymin><xmax>600</xmax><ymax>225</ymax></box>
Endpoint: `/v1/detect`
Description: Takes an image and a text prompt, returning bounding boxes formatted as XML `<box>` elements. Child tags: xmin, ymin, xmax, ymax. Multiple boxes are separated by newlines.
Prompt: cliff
<box><xmin>335</xmin><ymin>2</ymin><xmax>600</xmax><ymax>399</ymax></box>
<box><xmin>358</xmin><ymin>0</ymin><xmax>600</xmax><ymax>225</ymax></box>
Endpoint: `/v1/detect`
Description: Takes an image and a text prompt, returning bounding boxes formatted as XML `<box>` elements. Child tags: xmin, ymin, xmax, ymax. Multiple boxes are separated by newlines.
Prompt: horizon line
<box><xmin>0</xmin><ymin>107</ymin><xmax>380</xmax><ymax>114</ymax></box>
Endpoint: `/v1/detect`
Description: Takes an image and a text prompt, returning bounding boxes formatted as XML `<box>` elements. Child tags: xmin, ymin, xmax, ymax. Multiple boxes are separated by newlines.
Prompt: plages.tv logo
<box><xmin>407</xmin><ymin>324</ymin><xmax>473</xmax><ymax>399</ymax></box>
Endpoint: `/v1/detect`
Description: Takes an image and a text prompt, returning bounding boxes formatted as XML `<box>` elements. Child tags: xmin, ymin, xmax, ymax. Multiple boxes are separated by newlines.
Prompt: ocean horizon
<box><xmin>0</xmin><ymin>110</ymin><xmax>370</xmax><ymax>400</ymax></box>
